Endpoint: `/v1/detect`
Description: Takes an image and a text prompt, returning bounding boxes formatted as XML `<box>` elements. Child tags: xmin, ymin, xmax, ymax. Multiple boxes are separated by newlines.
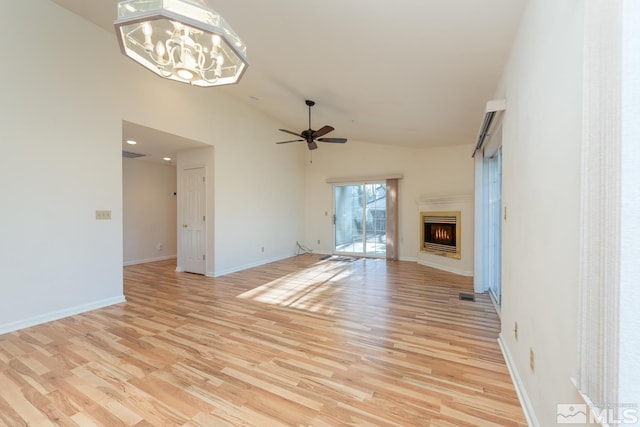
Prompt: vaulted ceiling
<box><xmin>51</xmin><ymin>0</ymin><xmax>526</xmax><ymax>152</ymax></box>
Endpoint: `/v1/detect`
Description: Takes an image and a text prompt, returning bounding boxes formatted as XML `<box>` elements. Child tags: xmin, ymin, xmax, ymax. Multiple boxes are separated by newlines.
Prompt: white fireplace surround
<box><xmin>416</xmin><ymin>195</ymin><xmax>474</xmax><ymax>276</ymax></box>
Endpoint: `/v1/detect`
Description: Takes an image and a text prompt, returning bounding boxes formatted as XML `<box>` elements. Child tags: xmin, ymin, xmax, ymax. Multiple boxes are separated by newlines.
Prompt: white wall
<box><xmin>496</xmin><ymin>0</ymin><xmax>585</xmax><ymax>425</ymax></box>
<box><xmin>0</xmin><ymin>1</ymin><xmax>305</xmax><ymax>333</ymax></box>
<box><xmin>123</xmin><ymin>158</ymin><xmax>177</xmax><ymax>265</ymax></box>
<box><xmin>213</xmin><ymin>125</ymin><xmax>306</xmax><ymax>276</ymax></box>
<box><xmin>0</xmin><ymin>2</ymin><xmax>126</xmax><ymax>333</ymax></box>
<box><xmin>303</xmin><ymin>140</ymin><xmax>474</xmax><ymax>262</ymax></box>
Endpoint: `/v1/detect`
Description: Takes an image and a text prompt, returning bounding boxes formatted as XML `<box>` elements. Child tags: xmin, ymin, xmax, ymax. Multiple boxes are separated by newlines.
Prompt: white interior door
<box><xmin>181</xmin><ymin>167</ymin><xmax>206</xmax><ymax>274</ymax></box>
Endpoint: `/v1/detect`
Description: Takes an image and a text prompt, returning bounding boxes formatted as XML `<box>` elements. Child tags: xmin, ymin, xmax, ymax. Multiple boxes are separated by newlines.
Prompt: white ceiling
<box><xmin>121</xmin><ymin>121</ymin><xmax>206</xmax><ymax>165</ymax></box>
<box><xmin>51</xmin><ymin>0</ymin><xmax>526</xmax><ymax>159</ymax></box>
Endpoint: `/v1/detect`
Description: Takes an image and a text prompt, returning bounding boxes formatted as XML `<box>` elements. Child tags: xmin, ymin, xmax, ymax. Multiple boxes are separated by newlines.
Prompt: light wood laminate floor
<box><xmin>0</xmin><ymin>254</ymin><xmax>526</xmax><ymax>426</ymax></box>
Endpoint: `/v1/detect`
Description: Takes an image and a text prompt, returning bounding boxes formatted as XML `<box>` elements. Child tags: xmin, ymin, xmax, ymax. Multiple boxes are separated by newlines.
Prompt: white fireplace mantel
<box><xmin>417</xmin><ymin>195</ymin><xmax>474</xmax><ymax>276</ymax></box>
<box><xmin>416</xmin><ymin>195</ymin><xmax>473</xmax><ymax>206</ymax></box>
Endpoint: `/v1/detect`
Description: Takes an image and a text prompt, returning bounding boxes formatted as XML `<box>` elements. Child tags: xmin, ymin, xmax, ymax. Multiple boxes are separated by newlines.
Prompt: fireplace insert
<box><xmin>424</xmin><ymin>223</ymin><xmax>456</xmax><ymax>247</ymax></box>
<box><xmin>420</xmin><ymin>211</ymin><xmax>461</xmax><ymax>259</ymax></box>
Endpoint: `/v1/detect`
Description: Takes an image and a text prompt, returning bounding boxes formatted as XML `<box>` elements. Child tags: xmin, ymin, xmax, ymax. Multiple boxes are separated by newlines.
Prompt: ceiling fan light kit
<box><xmin>276</xmin><ymin>100</ymin><xmax>348</xmax><ymax>150</ymax></box>
<box><xmin>114</xmin><ymin>0</ymin><xmax>248</xmax><ymax>87</ymax></box>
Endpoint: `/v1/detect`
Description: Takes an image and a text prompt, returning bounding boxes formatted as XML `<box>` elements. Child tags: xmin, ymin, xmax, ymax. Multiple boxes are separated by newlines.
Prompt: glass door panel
<box><xmin>485</xmin><ymin>147</ymin><xmax>502</xmax><ymax>306</ymax></box>
<box><xmin>334</xmin><ymin>183</ymin><xmax>386</xmax><ymax>257</ymax></box>
<box><xmin>334</xmin><ymin>184</ymin><xmax>363</xmax><ymax>254</ymax></box>
<box><xmin>364</xmin><ymin>183</ymin><xmax>387</xmax><ymax>256</ymax></box>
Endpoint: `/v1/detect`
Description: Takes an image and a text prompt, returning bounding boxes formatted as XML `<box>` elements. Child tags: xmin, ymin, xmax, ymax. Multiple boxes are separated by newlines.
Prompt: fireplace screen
<box><xmin>420</xmin><ymin>211</ymin><xmax>461</xmax><ymax>259</ymax></box>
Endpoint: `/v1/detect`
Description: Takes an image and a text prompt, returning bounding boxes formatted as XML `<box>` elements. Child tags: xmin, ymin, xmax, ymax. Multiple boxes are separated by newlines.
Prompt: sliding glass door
<box><xmin>334</xmin><ymin>183</ymin><xmax>386</xmax><ymax>257</ymax></box>
<box><xmin>484</xmin><ymin>147</ymin><xmax>502</xmax><ymax>305</ymax></box>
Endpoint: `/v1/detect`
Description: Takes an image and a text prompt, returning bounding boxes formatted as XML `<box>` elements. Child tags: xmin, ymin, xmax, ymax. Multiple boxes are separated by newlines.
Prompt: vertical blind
<box><xmin>577</xmin><ymin>0</ymin><xmax>622</xmax><ymax>409</ymax></box>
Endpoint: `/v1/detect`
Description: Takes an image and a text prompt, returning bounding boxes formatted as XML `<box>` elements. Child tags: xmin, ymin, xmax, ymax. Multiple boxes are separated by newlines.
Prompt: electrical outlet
<box><xmin>530</xmin><ymin>348</ymin><xmax>535</xmax><ymax>373</ymax></box>
<box><xmin>317</xmin><ymin>239</ymin><xmax>320</xmax><ymax>245</ymax></box>
<box><xmin>95</xmin><ymin>210</ymin><xmax>112</xmax><ymax>220</ymax></box>
<box><xmin>514</xmin><ymin>321</ymin><xmax>518</xmax><ymax>340</ymax></box>
<box><xmin>261</xmin><ymin>246</ymin><xmax>264</xmax><ymax>253</ymax></box>
<box><xmin>157</xmin><ymin>243</ymin><xmax>163</xmax><ymax>251</ymax></box>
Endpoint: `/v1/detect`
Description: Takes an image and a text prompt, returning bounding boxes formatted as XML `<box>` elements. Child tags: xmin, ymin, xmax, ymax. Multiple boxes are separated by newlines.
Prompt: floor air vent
<box><xmin>459</xmin><ymin>292</ymin><xmax>475</xmax><ymax>302</ymax></box>
<box><xmin>122</xmin><ymin>150</ymin><xmax>147</xmax><ymax>159</ymax></box>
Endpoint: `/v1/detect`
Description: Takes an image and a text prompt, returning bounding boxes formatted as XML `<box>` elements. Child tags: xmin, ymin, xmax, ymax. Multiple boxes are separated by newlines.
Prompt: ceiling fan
<box><xmin>276</xmin><ymin>100</ymin><xmax>347</xmax><ymax>150</ymax></box>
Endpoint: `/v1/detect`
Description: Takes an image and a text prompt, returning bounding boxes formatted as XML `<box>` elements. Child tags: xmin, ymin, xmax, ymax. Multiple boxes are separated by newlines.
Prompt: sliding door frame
<box><xmin>333</xmin><ymin>181</ymin><xmax>386</xmax><ymax>258</ymax></box>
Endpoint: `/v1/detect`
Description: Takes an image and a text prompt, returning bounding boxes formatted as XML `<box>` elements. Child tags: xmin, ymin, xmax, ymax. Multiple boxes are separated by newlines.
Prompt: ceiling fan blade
<box><xmin>278</xmin><ymin>129</ymin><xmax>302</xmax><ymax>137</ymax></box>
<box><xmin>276</xmin><ymin>139</ymin><xmax>304</xmax><ymax>144</ymax></box>
<box><xmin>277</xmin><ymin>102</ymin><xmax>347</xmax><ymax>151</ymax></box>
<box><xmin>317</xmin><ymin>137</ymin><xmax>347</xmax><ymax>144</ymax></box>
<box><xmin>312</xmin><ymin>125</ymin><xmax>334</xmax><ymax>138</ymax></box>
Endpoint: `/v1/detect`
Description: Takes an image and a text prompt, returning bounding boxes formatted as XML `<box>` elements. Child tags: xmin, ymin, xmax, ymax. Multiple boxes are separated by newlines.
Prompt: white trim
<box><xmin>472</xmin><ymin>99</ymin><xmax>506</xmax><ymax>156</ymax></box>
<box><xmin>0</xmin><ymin>296</ymin><xmax>126</xmax><ymax>335</ymax></box>
<box><xmin>486</xmin><ymin>98</ymin><xmax>507</xmax><ymax>113</ymax></box>
<box><xmin>498</xmin><ymin>333</ymin><xmax>540</xmax><ymax>427</ymax></box>
<box><xmin>489</xmin><ymin>291</ymin><xmax>501</xmax><ymax>319</ymax></box>
<box><xmin>416</xmin><ymin>195</ymin><xmax>473</xmax><ymax>205</ymax></box>
<box><xmin>570</xmin><ymin>376</ymin><xmax>619</xmax><ymax>427</ymax></box>
<box><xmin>215</xmin><ymin>255</ymin><xmax>425</xmax><ymax>276</ymax></box>
<box><xmin>314</xmin><ymin>250</ymin><xmax>332</xmax><ymax>255</ymax></box>
<box><xmin>123</xmin><ymin>255</ymin><xmax>176</xmax><ymax>266</ymax></box>
<box><xmin>212</xmin><ymin>254</ymin><xmax>294</xmax><ymax>277</ymax></box>
<box><xmin>416</xmin><ymin>259</ymin><xmax>473</xmax><ymax>277</ymax></box>
<box><xmin>474</xmin><ymin>152</ymin><xmax>485</xmax><ymax>294</ymax></box>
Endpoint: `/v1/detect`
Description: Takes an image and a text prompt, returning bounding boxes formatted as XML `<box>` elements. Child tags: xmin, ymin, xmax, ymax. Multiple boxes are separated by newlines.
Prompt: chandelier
<box><xmin>114</xmin><ymin>0</ymin><xmax>248</xmax><ymax>87</ymax></box>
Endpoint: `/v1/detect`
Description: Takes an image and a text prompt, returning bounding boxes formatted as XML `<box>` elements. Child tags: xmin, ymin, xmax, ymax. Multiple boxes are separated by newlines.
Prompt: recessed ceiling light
<box><xmin>163</xmin><ymin>157</ymin><xmax>172</xmax><ymax>161</ymax></box>
<box><xmin>249</xmin><ymin>96</ymin><xmax>259</xmax><ymax>101</ymax></box>
<box><xmin>126</xmin><ymin>140</ymin><xmax>137</xmax><ymax>145</ymax></box>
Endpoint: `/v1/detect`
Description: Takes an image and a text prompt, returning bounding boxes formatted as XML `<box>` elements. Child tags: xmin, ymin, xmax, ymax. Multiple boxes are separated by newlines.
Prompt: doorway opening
<box><xmin>121</xmin><ymin>120</ymin><xmax>209</xmax><ymax>272</ymax></box>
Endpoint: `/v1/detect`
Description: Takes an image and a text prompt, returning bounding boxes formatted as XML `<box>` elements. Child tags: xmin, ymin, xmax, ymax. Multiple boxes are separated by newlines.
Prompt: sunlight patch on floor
<box><xmin>237</xmin><ymin>261</ymin><xmax>354</xmax><ymax>313</ymax></box>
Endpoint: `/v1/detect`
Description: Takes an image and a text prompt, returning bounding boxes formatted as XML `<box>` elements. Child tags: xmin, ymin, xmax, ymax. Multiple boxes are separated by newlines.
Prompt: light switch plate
<box><xmin>96</xmin><ymin>210</ymin><xmax>112</xmax><ymax>220</ymax></box>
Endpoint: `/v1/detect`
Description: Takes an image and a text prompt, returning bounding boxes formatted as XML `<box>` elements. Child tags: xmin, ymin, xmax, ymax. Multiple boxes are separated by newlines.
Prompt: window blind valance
<box><xmin>326</xmin><ymin>174</ymin><xmax>403</xmax><ymax>184</ymax></box>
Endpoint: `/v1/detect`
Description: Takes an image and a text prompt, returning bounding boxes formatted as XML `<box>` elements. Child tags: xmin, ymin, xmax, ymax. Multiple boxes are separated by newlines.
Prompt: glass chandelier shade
<box><xmin>114</xmin><ymin>0</ymin><xmax>248</xmax><ymax>87</ymax></box>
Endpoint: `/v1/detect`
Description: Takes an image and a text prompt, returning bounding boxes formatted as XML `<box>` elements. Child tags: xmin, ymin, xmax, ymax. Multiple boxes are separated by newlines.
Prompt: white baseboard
<box><xmin>312</xmin><ymin>250</ymin><xmax>332</xmax><ymax>256</ymax></box>
<box><xmin>498</xmin><ymin>333</ymin><xmax>539</xmax><ymax>427</ymax></box>
<box><xmin>0</xmin><ymin>295</ymin><xmax>126</xmax><ymax>335</ymax></box>
<box><xmin>123</xmin><ymin>255</ymin><xmax>176</xmax><ymax>266</ymax></box>
<box><xmin>489</xmin><ymin>292</ymin><xmax>502</xmax><ymax>319</ymax></box>
<box><xmin>399</xmin><ymin>256</ymin><xmax>418</xmax><ymax>262</ymax></box>
<box><xmin>209</xmin><ymin>253</ymin><xmax>422</xmax><ymax>278</ymax></box>
<box><xmin>213</xmin><ymin>254</ymin><xmax>294</xmax><ymax>277</ymax></box>
<box><xmin>416</xmin><ymin>259</ymin><xmax>474</xmax><ymax>276</ymax></box>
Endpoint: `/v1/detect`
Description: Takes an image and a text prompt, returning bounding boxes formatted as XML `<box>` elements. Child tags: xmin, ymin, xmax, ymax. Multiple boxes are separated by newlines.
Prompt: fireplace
<box><xmin>420</xmin><ymin>211</ymin><xmax>461</xmax><ymax>259</ymax></box>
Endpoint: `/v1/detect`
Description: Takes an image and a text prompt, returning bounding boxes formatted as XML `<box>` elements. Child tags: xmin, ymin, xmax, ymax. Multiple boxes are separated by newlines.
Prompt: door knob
<box><xmin>183</xmin><ymin>224</ymin><xmax>188</xmax><ymax>228</ymax></box>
